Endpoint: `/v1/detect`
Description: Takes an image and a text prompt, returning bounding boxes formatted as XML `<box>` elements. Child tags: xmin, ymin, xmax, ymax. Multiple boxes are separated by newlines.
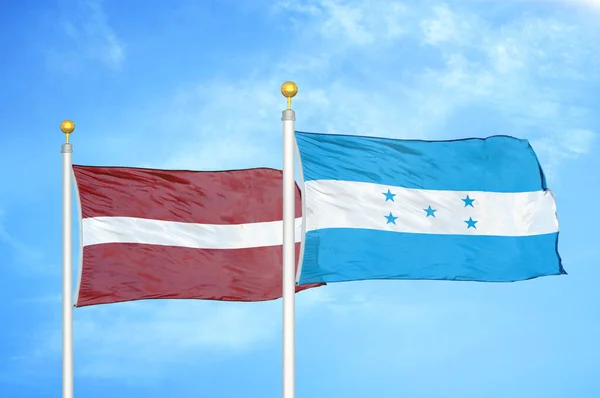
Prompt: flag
<box><xmin>72</xmin><ymin>165</ymin><xmax>322</xmax><ymax>307</ymax></box>
<box><xmin>294</xmin><ymin>131</ymin><xmax>565</xmax><ymax>285</ymax></box>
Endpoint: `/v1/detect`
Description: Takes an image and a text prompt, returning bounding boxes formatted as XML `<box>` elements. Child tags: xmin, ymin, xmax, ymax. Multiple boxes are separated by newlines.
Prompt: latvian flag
<box><xmin>72</xmin><ymin>165</ymin><xmax>322</xmax><ymax>307</ymax></box>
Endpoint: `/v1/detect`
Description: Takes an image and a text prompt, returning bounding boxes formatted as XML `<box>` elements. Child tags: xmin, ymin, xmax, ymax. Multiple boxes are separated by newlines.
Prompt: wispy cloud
<box><xmin>0</xmin><ymin>207</ymin><xmax>44</xmax><ymax>268</ymax></box>
<box><xmin>530</xmin><ymin>128</ymin><xmax>596</xmax><ymax>176</ymax></box>
<box><xmin>14</xmin><ymin>288</ymin><xmax>354</xmax><ymax>380</ymax></box>
<box><xmin>269</xmin><ymin>0</ymin><xmax>599</xmax><ymax>174</ymax></box>
<box><xmin>276</xmin><ymin>0</ymin><xmax>408</xmax><ymax>46</ymax></box>
<box><xmin>47</xmin><ymin>0</ymin><xmax>125</xmax><ymax>73</ymax></box>
<box><xmin>70</xmin><ymin>1</ymin><xmax>598</xmax><ymax>175</ymax></box>
<box><xmin>420</xmin><ymin>4</ymin><xmax>477</xmax><ymax>46</ymax></box>
<box><xmin>15</xmin><ymin>282</ymin><xmax>487</xmax><ymax>382</ymax></box>
<box><xmin>15</xmin><ymin>0</ymin><xmax>600</xmax><ymax>384</ymax></box>
<box><xmin>560</xmin><ymin>0</ymin><xmax>600</xmax><ymax>13</ymax></box>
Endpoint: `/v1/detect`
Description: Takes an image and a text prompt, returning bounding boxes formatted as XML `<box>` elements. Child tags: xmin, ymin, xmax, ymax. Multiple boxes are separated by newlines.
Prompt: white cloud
<box><xmin>562</xmin><ymin>129</ymin><xmax>596</xmax><ymax>155</ymax></box>
<box><xmin>143</xmin><ymin>78</ymin><xmax>286</xmax><ymax>170</ymax></box>
<box><xmin>15</xmin><ymin>284</ymin><xmax>382</xmax><ymax>381</ymax></box>
<box><xmin>15</xmin><ymin>287</ymin><xmax>357</xmax><ymax>380</ymax></box>
<box><xmin>47</xmin><ymin>0</ymin><xmax>125</xmax><ymax>72</ymax></box>
<box><xmin>69</xmin><ymin>0</ymin><xmax>598</xmax><ymax>173</ymax></box>
<box><xmin>561</xmin><ymin>0</ymin><xmax>600</xmax><ymax>13</ymax></box>
<box><xmin>531</xmin><ymin>128</ymin><xmax>596</xmax><ymax>178</ymax></box>
<box><xmin>0</xmin><ymin>208</ymin><xmax>44</xmax><ymax>268</ymax></box>
<box><xmin>275</xmin><ymin>0</ymin><xmax>409</xmax><ymax>46</ymax></box>
<box><xmin>420</xmin><ymin>4</ymin><xmax>476</xmax><ymax>46</ymax></box>
<box><xmin>271</xmin><ymin>0</ymin><xmax>597</xmax><ymax>140</ymax></box>
<box><xmin>19</xmin><ymin>0</ymin><xmax>599</xmax><ymax>382</ymax></box>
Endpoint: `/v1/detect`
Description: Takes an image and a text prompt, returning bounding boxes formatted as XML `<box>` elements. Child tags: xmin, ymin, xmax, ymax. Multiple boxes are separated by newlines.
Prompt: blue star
<box><xmin>384</xmin><ymin>212</ymin><xmax>398</xmax><ymax>225</ymax></box>
<box><xmin>465</xmin><ymin>217</ymin><xmax>478</xmax><ymax>229</ymax></box>
<box><xmin>462</xmin><ymin>195</ymin><xmax>475</xmax><ymax>207</ymax></box>
<box><xmin>423</xmin><ymin>205</ymin><xmax>436</xmax><ymax>217</ymax></box>
<box><xmin>383</xmin><ymin>189</ymin><xmax>396</xmax><ymax>202</ymax></box>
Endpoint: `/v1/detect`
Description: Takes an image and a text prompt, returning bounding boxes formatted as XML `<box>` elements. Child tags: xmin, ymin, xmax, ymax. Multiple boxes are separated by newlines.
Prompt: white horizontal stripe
<box><xmin>304</xmin><ymin>180</ymin><xmax>558</xmax><ymax>237</ymax></box>
<box><xmin>82</xmin><ymin>217</ymin><xmax>303</xmax><ymax>249</ymax></box>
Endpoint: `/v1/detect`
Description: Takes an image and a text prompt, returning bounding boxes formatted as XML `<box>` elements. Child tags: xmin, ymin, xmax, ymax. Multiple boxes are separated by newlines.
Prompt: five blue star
<box><xmin>465</xmin><ymin>217</ymin><xmax>478</xmax><ymax>229</ymax></box>
<box><xmin>383</xmin><ymin>189</ymin><xmax>396</xmax><ymax>202</ymax></box>
<box><xmin>424</xmin><ymin>205</ymin><xmax>437</xmax><ymax>217</ymax></box>
<box><xmin>384</xmin><ymin>212</ymin><xmax>398</xmax><ymax>225</ymax></box>
<box><xmin>379</xmin><ymin>191</ymin><xmax>479</xmax><ymax>228</ymax></box>
<box><xmin>462</xmin><ymin>195</ymin><xmax>475</xmax><ymax>207</ymax></box>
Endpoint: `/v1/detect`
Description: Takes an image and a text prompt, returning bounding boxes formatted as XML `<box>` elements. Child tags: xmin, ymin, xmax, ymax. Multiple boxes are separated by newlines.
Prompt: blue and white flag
<box><xmin>294</xmin><ymin>131</ymin><xmax>565</xmax><ymax>285</ymax></box>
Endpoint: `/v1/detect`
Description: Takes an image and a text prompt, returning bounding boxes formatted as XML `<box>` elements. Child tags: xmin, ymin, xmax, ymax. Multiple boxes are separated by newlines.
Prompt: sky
<box><xmin>1</xmin><ymin>0</ymin><xmax>600</xmax><ymax>397</ymax></box>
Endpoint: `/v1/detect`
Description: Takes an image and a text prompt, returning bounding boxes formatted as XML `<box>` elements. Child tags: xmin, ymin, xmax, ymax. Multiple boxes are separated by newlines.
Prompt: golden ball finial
<box><xmin>281</xmin><ymin>81</ymin><xmax>298</xmax><ymax>99</ymax></box>
<box><xmin>60</xmin><ymin>120</ymin><xmax>75</xmax><ymax>144</ymax></box>
<box><xmin>60</xmin><ymin>120</ymin><xmax>75</xmax><ymax>135</ymax></box>
<box><xmin>281</xmin><ymin>81</ymin><xmax>298</xmax><ymax>109</ymax></box>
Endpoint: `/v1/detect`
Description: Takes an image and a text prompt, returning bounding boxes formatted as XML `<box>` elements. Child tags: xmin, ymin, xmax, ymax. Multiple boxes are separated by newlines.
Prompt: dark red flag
<box><xmin>72</xmin><ymin>165</ymin><xmax>322</xmax><ymax>307</ymax></box>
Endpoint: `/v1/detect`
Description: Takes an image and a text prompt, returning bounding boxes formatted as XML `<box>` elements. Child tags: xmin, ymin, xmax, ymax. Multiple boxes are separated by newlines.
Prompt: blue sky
<box><xmin>1</xmin><ymin>0</ymin><xmax>600</xmax><ymax>396</ymax></box>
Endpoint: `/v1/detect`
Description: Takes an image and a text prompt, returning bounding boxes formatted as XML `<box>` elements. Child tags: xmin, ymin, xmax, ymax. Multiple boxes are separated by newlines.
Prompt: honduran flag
<box><xmin>72</xmin><ymin>166</ymin><xmax>322</xmax><ymax>307</ymax></box>
<box><xmin>294</xmin><ymin>131</ymin><xmax>565</xmax><ymax>285</ymax></box>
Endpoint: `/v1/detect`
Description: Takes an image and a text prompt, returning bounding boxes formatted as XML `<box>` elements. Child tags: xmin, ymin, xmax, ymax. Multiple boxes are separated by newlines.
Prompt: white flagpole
<box><xmin>61</xmin><ymin>120</ymin><xmax>75</xmax><ymax>398</ymax></box>
<box><xmin>281</xmin><ymin>81</ymin><xmax>298</xmax><ymax>398</ymax></box>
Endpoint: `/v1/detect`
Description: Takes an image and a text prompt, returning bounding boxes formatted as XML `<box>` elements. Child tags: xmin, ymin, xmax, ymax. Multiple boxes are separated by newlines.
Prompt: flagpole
<box><xmin>61</xmin><ymin>120</ymin><xmax>75</xmax><ymax>398</ymax></box>
<box><xmin>281</xmin><ymin>81</ymin><xmax>298</xmax><ymax>398</ymax></box>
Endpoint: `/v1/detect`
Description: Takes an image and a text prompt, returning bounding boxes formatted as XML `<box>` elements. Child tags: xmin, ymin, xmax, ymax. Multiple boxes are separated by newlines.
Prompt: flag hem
<box><xmin>72</xmin><ymin>166</ymin><xmax>85</xmax><ymax>308</ymax></box>
<box><xmin>72</xmin><ymin>163</ymin><xmax>287</xmax><ymax>174</ymax></box>
<box><xmin>295</xmin><ymin>133</ymin><xmax>307</xmax><ymax>284</ymax></box>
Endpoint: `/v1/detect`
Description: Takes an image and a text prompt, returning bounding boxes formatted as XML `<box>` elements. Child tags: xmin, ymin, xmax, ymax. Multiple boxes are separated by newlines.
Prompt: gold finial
<box><xmin>281</xmin><ymin>81</ymin><xmax>298</xmax><ymax>109</ymax></box>
<box><xmin>60</xmin><ymin>120</ymin><xmax>75</xmax><ymax>144</ymax></box>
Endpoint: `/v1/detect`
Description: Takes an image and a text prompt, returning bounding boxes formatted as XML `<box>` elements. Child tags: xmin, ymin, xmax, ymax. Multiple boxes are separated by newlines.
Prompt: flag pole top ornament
<box><xmin>281</xmin><ymin>81</ymin><xmax>298</xmax><ymax>109</ymax></box>
<box><xmin>60</xmin><ymin>120</ymin><xmax>75</xmax><ymax>144</ymax></box>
